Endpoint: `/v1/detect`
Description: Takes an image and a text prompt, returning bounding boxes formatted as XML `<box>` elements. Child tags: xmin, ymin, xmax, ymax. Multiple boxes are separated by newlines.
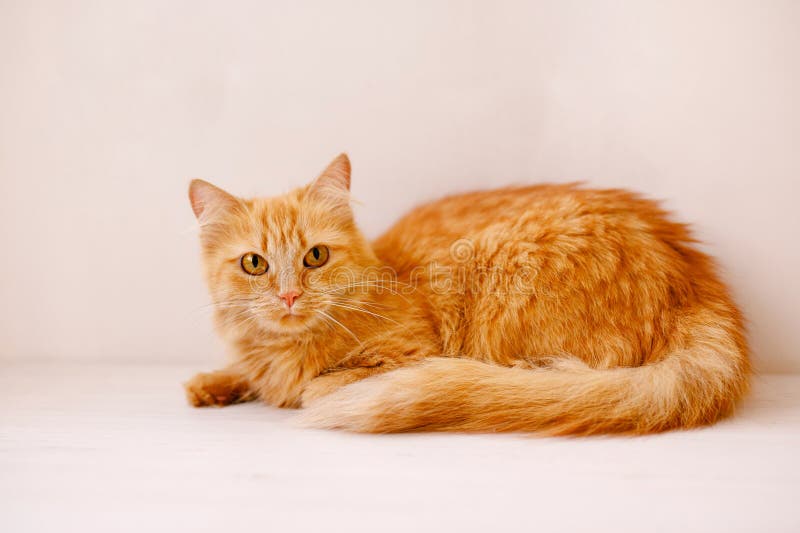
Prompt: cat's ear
<box><xmin>307</xmin><ymin>153</ymin><xmax>351</xmax><ymax>205</ymax></box>
<box><xmin>188</xmin><ymin>179</ymin><xmax>239</xmax><ymax>222</ymax></box>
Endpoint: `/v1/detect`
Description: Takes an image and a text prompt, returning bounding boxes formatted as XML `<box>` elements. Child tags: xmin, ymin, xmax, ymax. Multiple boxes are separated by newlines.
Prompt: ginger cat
<box><xmin>185</xmin><ymin>154</ymin><xmax>749</xmax><ymax>434</ymax></box>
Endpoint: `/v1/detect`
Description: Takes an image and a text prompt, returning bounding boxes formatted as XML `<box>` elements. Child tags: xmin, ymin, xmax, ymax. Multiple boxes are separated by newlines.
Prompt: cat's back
<box><xmin>373</xmin><ymin>183</ymin><xmax>692</xmax><ymax>275</ymax></box>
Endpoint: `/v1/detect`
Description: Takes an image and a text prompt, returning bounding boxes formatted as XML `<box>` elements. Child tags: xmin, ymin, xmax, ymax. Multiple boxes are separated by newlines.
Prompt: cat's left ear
<box><xmin>307</xmin><ymin>153</ymin><xmax>351</xmax><ymax>205</ymax></box>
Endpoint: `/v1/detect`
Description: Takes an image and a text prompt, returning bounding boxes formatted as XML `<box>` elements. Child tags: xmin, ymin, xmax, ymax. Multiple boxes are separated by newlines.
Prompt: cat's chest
<box><xmin>241</xmin><ymin>337</ymin><xmax>341</xmax><ymax>407</ymax></box>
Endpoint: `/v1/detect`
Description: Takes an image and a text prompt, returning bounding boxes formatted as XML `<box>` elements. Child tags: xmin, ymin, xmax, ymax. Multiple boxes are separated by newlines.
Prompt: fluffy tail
<box><xmin>300</xmin><ymin>322</ymin><xmax>750</xmax><ymax>435</ymax></box>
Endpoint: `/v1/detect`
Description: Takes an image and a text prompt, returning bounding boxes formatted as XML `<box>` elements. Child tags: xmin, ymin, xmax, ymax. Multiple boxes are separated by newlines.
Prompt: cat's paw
<box><xmin>184</xmin><ymin>371</ymin><xmax>252</xmax><ymax>407</ymax></box>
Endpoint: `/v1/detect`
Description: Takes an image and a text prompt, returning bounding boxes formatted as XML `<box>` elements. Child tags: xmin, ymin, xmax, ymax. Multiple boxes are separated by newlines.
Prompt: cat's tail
<box><xmin>299</xmin><ymin>318</ymin><xmax>749</xmax><ymax>435</ymax></box>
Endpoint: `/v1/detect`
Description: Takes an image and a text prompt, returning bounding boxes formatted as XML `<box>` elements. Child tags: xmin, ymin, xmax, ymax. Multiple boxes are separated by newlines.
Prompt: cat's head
<box><xmin>189</xmin><ymin>154</ymin><xmax>379</xmax><ymax>335</ymax></box>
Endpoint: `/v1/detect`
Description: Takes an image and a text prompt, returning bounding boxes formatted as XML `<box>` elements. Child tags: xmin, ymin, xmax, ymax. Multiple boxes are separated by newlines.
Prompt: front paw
<box><xmin>184</xmin><ymin>371</ymin><xmax>251</xmax><ymax>407</ymax></box>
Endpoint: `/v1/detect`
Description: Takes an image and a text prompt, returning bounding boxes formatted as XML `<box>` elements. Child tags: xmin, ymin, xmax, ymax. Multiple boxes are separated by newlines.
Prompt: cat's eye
<box><xmin>241</xmin><ymin>253</ymin><xmax>268</xmax><ymax>275</ymax></box>
<box><xmin>303</xmin><ymin>245</ymin><xmax>329</xmax><ymax>268</ymax></box>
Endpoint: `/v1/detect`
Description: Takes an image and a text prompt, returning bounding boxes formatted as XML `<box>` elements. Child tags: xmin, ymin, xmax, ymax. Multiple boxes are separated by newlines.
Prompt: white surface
<box><xmin>1</xmin><ymin>1</ymin><xmax>799</xmax><ymax>371</ymax></box>
<box><xmin>1</xmin><ymin>360</ymin><xmax>799</xmax><ymax>533</ymax></box>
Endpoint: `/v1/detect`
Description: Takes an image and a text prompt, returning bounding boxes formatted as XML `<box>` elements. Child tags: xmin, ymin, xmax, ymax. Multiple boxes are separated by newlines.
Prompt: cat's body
<box><xmin>185</xmin><ymin>154</ymin><xmax>749</xmax><ymax>434</ymax></box>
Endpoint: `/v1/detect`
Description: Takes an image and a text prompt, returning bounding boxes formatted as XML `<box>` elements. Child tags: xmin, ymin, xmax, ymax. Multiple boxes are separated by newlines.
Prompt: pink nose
<box><xmin>279</xmin><ymin>290</ymin><xmax>302</xmax><ymax>308</ymax></box>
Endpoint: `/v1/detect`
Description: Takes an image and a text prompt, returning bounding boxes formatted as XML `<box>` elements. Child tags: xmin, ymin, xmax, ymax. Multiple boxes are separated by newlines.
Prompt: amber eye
<box><xmin>303</xmin><ymin>245</ymin><xmax>329</xmax><ymax>268</ymax></box>
<box><xmin>241</xmin><ymin>253</ymin><xmax>268</xmax><ymax>275</ymax></box>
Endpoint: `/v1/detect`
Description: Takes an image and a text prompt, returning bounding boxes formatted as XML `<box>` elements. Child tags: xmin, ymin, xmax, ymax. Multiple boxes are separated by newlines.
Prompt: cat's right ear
<box><xmin>188</xmin><ymin>179</ymin><xmax>239</xmax><ymax>222</ymax></box>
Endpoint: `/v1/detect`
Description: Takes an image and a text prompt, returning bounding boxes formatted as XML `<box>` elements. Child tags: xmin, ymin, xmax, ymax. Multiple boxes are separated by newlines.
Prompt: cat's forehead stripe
<box><xmin>255</xmin><ymin>198</ymin><xmax>309</xmax><ymax>253</ymax></box>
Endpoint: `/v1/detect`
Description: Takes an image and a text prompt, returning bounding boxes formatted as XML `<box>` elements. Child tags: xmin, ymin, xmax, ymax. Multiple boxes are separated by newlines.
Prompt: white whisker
<box><xmin>315</xmin><ymin>310</ymin><xmax>362</xmax><ymax>346</ymax></box>
<box><xmin>325</xmin><ymin>301</ymin><xmax>400</xmax><ymax>326</ymax></box>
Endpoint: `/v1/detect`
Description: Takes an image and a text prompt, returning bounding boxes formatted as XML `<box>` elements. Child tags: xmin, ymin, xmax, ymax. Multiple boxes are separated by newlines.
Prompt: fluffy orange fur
<box><xmin>185</xmin><ymin>154</ymin><xmax>750</xmax><ymax>435</ymax></box>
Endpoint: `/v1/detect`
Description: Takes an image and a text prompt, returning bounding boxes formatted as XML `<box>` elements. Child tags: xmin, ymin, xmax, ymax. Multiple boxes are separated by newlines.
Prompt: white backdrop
<box><xmin>1</xmin><ymin>1</ymin><xmax>798</xmax><ymax>372</ymax></box>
